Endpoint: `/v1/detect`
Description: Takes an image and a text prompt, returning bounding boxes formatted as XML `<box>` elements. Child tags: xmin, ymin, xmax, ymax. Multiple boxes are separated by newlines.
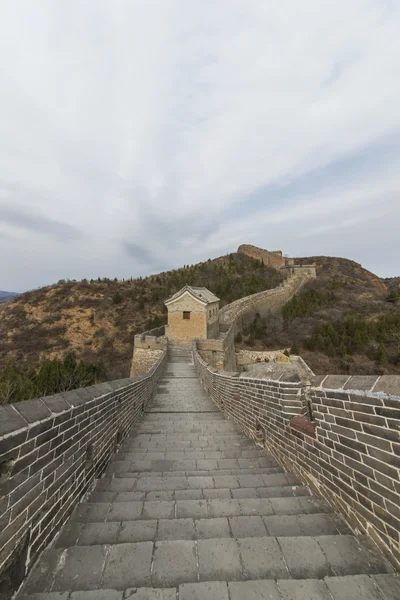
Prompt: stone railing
<box><xmin>0</xmin><ymin>349</ymin><xmax>167</xmax><ymax>597</ymax></box>
<box><xmin>193</xmin><ymin>347</ymin><xmax>400</xmax><ymax>569</ymax></box>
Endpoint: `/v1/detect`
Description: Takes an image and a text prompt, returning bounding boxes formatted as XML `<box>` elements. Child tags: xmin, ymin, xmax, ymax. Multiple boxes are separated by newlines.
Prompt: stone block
<box><xmin>325</xmin><ymin>575</ymin><xmax>387</xmax><ymax>600</ymax></box>
<box><xmin>197</xmin><ymin>538</ymin><xmax>243</xmax><ymax>581</ymax></box>
<box><xmin>70</xmin><ymin>591</ymin><xmax>123</xmax><ymax>600</ymax></box>
<box><xmin>52</xmin><ymin>546</ymin><xmax>108</xmax><ymax>592</ymax></box>
<box><xmin>152</xmin><ymin>540</ymin><xmax>197</xmax><ymax>587</ymax></box>
<box><xmin>195</xmin><ymin>517</ymin><xmax>231</xmax><ymax>539</ymax></box>
<box><xmin>229</xmin><ymin>581</ymin><xmax>281</xmax><ymax>600</ymax></box>
<box><xmin>124</xmin><ymin>590</ymin><xmax>176</xmax><ymax>600</ymax></box>
<box><xmin>102</xmin><ymin>542</ymin><xmax>153</xmax><ymax>589</ymax></box>
<box><xmin>207</xmin><ymin>499</ymin><xmax>241</xmax><ymax>517</ymax></box>
<box><xmin>238</xmin><ymin>537</ymin><xmax>288</xmax><ymax>579</ymax></box>
<box><xmin>78</xmin><ymin>523</ymin><xmax>120</xmax><ymax>545</ymax></box>
<box><xmin>118</xmin><ymin>520</ymin><xmax>157</xmax><ymax>543</ymax></box>
<box><xmin>279</xmin><ymin>537</ymin><xmax>332</xmax><ymax>579</ymax></box>
<box><xmin>238</xmin><ymin>498</ymin><xmax>274</xmax><ymax>516</ymax></box>
<box><xmin>372</xmin><ymin>574</ymin><xmax>400</xmax><ymax>600</ymax></box>
<box><xmin>107</xmin><ymin>502</ymin><xmax>143</xmax><ymax>521</ymax></box>
<box><xmin>179</xmin><ymin>582</ymin><xmax>229</xmax><ymax>600</ymax></box>
<box><xmin>278</xmin><ymin>579</ymin><xmax>332</xmax><ymax>600</ymax></box>
<box><xmin>157</xmin><ymin>518</ymin><xmax>195</xmax><ymax>540</ymax></box>
<box><xmin>0</xmin><ymin>404</ymin><xmax>27</xmax><ymax>436</ymax></box>
<box><xmin>317</xmin><ymin>535</ymin><xmax>392</xmax><ymax>576</ymax></box>
<box><xmin>176</xmin><ymin>500</ymin><xmax>208</xmax><ymax>519</ymax></box>
<box><xmin>229</xmin><ymin>516</ymin><xmax>267</xmax><ymax>538</ymax></box>
<box><xmin>143</xmin><ymin>501</ymin><xmax>175</xmax><ymax>520</ymax></box>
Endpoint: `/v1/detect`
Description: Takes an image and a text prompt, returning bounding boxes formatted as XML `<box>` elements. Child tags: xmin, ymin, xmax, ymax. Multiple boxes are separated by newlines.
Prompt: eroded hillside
<box><xmin>0</xmin><ymin>253</ymin><xmax>282</xmax><ymax>379</ymax></box>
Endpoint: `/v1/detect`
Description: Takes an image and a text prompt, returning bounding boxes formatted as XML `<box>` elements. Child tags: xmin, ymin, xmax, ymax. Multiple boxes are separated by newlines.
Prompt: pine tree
<box><xmin>376</xmin><ymin>343</ymin><xmax>389</xmax><ymax>367</ymax></box>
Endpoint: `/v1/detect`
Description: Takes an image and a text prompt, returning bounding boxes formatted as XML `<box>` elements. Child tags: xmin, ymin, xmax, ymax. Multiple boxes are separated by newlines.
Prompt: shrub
<box><xmin>235</xmin><ymin>332</ymin><xmax>243</xmax><ymax>343</ymax></box>
<box><xmin>112</xmin><ymin>292</ymin><xmax>123</xmax><ymax>305</ymax></box>
<box><xmin>290</xmin><ymin>342</ymin><xmax>300</xmax><ymax>355</ymax></box>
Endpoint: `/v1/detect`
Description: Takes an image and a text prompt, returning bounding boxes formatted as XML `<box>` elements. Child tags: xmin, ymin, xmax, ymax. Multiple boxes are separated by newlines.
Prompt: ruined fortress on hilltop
<box><xmin>237</xmin><ymin>244</ymin><xmax>317</xmax><ymax>278</ymax></box>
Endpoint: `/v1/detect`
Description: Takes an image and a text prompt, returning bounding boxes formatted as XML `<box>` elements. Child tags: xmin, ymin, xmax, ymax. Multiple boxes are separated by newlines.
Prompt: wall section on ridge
<box><xmin>219</xmin><ymin>274</ymin><xmax>311</xmax><ymax>333</ymax></box>
<box><xmin>0</xmin><ymin>349</ymin><xmax>167</xmax><ymax>599</ymax></box>
<box><xmin>193</xmin><ymin>347</ymin><xmax>400</xmax><ymax>569</ymax></box>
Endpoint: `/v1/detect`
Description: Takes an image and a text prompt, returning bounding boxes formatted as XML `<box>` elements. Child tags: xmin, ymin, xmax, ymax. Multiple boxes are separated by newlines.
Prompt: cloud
<box><xmin>0</xmin><ymin>0</ymin><xmax>399</xmax><ymax>291</ymax></box>
<box><xmin>0</xmin><ymin>204</ymin><xmax>80</xmax><ymax>240</ymax></box>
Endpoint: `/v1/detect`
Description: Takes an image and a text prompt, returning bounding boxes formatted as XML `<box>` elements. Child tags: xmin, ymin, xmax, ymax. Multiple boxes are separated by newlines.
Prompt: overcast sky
<box><xmin>1</xmin><ymin>1</ymin><xmax>399</xmax><ymax>292</ymax></box>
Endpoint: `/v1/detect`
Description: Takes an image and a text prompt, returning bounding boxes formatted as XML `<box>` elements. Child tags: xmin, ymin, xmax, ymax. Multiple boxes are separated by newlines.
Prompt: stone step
<box><xmin>106</xmin><ymin>461</ymin><xmax>285</xmax><ymax>475</ymax></box>
<box><xmin>18</xmin><ymin>573</ymin><xmax>400</xmax><ymax>600</ymax></box>
<box><xmin>101</xmin><ymin>470</ymin><xmax>289</xmax><ymax>483</ymax></box>
<box><xmin>55</xmin><ymin>513</ymin><xmax>351</xmax><ymax>548</ymax></box>
<box><xmin>69</xmin><ymin>496</ymin><xmax>332</xmax><ymax>523</ymax></box>
<box><xmin>19</xmin><ymin>536</ymin><xmax>394</xmax><ymax>594</ymax></box>
<box><xmin>101</xmin><ymin>472</ymin><xmax>300</xmax><ymax>492</ymax></box>
<box><xmin>89</xmin><ymin>485</ymin><xmax>311</xmax><ymax>503</ymax></box>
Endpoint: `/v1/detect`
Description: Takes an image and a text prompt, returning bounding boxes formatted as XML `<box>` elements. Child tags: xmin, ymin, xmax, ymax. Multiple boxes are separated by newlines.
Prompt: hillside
<box><xmin>0</xmin><ymin>253</ymin><xmax>282</xmax><ymax>381</ymax></box>
<box><xmin>238</xmin><ymin>256</ymin><xmax>400</xmax><ymax>375</ymax></box>
<box><xmin>0</xmin><ymin>290</ymin><xmax>19</xmax><ymax>303</ymax></box>
<box><xmin>1</xmin><ymin>250</ymin><xmax>399</xmax><ymax>390</ymax></box>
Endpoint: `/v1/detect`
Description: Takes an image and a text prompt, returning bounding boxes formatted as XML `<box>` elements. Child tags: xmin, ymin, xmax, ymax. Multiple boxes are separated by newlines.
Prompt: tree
<box><xmin>376</xmin><ymin>343</ymin><xmax>389</xmax><ymax>367</ymax></box>
<box><xmin>290</xmin><ymin>342</ymin><xmax>300</xmax><ymax>355</ymax></box>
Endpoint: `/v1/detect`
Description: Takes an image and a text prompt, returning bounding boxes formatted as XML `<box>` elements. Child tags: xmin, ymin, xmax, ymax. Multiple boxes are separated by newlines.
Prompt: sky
<box><xmin>0</xmin><ymin>0</ymin><xmax>399</xmax><ymax>292</ymax></box>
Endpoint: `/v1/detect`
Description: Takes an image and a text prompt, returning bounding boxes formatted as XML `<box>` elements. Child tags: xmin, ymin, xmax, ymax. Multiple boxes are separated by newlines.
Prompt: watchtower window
<box><xmin>183</xmin><ymin>311</ymin><xmax>191</xmax><ymax>320</ymax></box>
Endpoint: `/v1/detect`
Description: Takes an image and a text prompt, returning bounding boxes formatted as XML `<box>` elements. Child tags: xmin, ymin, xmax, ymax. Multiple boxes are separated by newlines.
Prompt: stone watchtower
<box><xmin>164</xmin><ymin>285</ymin><xmax>220</xmax><ymax>347</ymax></box>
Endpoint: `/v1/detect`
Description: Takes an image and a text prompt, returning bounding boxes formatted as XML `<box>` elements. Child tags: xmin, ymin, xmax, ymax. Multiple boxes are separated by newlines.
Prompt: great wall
<box><xmin>0</xmin><ymin>246</ymin><xmax>399</xmax><ymax>599</ymax></box>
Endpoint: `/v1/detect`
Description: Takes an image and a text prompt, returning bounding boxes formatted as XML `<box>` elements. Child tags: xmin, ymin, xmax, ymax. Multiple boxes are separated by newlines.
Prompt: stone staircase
<box><xmin>18</xmin><ymin>348</ymin><xmax>399</xmax><ymax>599</ymax></box>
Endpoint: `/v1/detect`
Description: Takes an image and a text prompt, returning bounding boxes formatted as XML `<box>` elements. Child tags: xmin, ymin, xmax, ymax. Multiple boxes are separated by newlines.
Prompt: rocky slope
<box><xmin>0</xmin><ymin>249</ymin><xmax>398</xmax><ymax>379</ymax></box>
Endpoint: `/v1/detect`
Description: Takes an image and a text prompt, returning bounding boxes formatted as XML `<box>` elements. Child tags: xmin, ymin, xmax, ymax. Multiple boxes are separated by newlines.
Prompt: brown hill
<box><xmin>0</xmin><ymin>253</ymin><xmax>282</xmax><ymax>379</ymax></box>
<box><xmin>238</xmin><ymin>255</ymin><xmax>400</xmax><ymax>375</ymax></box>
<box><xmin>1</xmin><ymin>250</ymin><xmax>398</xmax><ymax>380</ymax></box>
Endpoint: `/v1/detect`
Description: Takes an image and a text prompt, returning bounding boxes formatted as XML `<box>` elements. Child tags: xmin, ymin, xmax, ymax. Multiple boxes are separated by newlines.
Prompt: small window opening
<box><xmin>183</xmin><ymin>311</ymin><xmax>191</xmax><ymax>320</ymax></box>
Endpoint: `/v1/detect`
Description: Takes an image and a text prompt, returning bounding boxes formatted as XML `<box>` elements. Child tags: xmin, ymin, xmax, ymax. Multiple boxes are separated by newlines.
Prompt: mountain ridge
<box><xmin>0</xmin><ymin>248</ymin><xmax>398</xmax><ymax>379</ymax></box>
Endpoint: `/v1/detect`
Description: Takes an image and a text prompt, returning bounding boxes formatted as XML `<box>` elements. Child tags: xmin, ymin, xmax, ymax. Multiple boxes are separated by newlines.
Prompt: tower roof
<box><xmin>164</xmin><ymin>285</ymin><xmax>220</xmax><ymax>306</ymax></box>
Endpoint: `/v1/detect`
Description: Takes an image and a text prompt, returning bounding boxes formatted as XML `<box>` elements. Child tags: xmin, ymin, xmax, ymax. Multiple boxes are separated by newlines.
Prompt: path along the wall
<box><xmin>0</xmin><ymin>350</ymin><xmax>167</xmax><ymax>600</ymax></box>
<box><xmin>194</xmin><ymin>346</ymin><xmax>400</xmax><ymax>571</ymax></box>
<box><xmin>14</xmin><ymin>348</ymin><xmax>400</xmax><ymax>599</ymax></box>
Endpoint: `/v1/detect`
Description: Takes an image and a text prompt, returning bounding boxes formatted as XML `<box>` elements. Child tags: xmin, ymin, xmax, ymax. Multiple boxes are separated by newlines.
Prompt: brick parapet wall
<box><xmin>219</xmin><ymin>274</ymin><xmax>311</xmax><ymax>331</ymax></box>
<box><xmin>193</xmin><ymin>346</ymin><xmax>400</xmax><ymax>568</ymax></box>
<box><xmin>0</xmin><ymin>349</ymin><xmax>167</xmax><ymax>597</ymax></box>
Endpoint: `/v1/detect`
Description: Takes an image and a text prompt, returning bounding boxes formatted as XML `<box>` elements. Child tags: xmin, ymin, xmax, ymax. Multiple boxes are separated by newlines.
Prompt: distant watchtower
<box><xmin>164</xmin><ymin>285</ymin><xmax>220</xmax><ymax>347</ymax></box>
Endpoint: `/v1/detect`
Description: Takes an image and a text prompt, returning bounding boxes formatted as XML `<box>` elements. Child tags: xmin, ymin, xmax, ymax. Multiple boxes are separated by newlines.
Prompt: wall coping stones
<box><xmin>0</xmin><ymin>347</ymin><xmax>167</xmax><ymax>596</ymax></box>
<box><xmin>311</xmin><ymin>375</ymin><xmax>400</xmax><ymax>399</ymax></box>
<box><xmin>0</xmin><ymin>405</ymin><xmax>28</xmax><ymax>437</ymax></box>
<box><xmin>0</xmin><ymin>350</ymin><xmax>167</xmax><ymax>440</ymax></box>
<box><xmin>40</xmin><ymin>394</ymin><xmax>71</xmax><ymax>414</ymax></box>
<box><xmin>11</xmin><ymin>399</ymin><xmax>52</xmax><ymax>424</ymax></box>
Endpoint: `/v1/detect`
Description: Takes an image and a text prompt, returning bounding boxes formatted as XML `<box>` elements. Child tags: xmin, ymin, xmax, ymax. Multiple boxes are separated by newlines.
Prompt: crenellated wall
<box><xmin>237</xmin><ymin>244</ymin><xmax>286</xmax><ymax>268</ymax></box>
<box><xmin>193</xmin><ymin>346</ymin><xmax>400</xmax><ymax>569</ymax></box>
<box><xmin>131</xmin><ymin>327</ymin><xmax>167</xmax><ymax>376</ymax></box>
<box><xmin>0</xmin><ymin>349</ymin><xmax>167</xmax><ymax>598</ymax></box>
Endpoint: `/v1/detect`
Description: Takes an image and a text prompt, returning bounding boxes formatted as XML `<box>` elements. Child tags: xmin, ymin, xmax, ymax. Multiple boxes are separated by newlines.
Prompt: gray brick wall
<box><xmin>193</xmin><ymin>347</ymin><xmax>400</xmax><ymax>568</ymax></box>
<box><xmin>0</xmin><ymin>349</ymin><xmax>167</xmax><ymax>593</ymax></box>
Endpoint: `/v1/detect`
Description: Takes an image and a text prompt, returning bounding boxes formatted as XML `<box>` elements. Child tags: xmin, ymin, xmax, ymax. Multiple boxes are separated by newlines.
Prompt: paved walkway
<box><xmin>19</xmin><ymin>348</ymin><xmax>399</xmax><ymax>599</ymax></box>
